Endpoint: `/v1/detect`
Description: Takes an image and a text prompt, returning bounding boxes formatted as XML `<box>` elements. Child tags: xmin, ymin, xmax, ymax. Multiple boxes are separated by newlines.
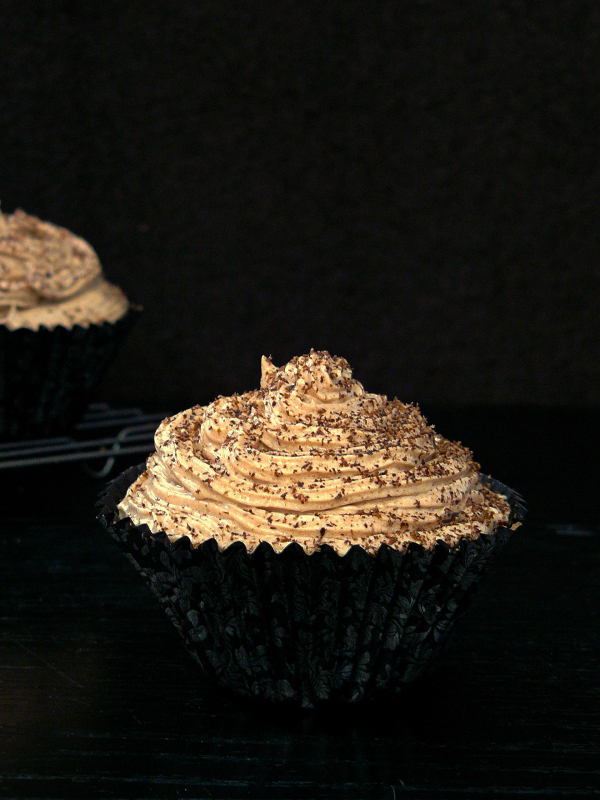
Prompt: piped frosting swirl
<box><xmin>119</xmin><ymin>351</ymin><xmax>511</xmax><ymax>555</ymax></box>
<box><xmin>0</xmin><ymin>209</ymin><xmax>128</xmax><ymax>330</ymax></box>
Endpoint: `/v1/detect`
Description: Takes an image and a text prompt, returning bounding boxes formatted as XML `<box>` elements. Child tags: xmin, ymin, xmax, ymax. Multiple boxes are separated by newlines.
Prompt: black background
<box><xmin>1</xmin><ymin>0</ymin><xmax>599</xmax><ymax>409</ymax></box>
<box><xmin>2</xmin><ymin>5</ymin><xmax>600</xmax><ymax>795</ymax></box>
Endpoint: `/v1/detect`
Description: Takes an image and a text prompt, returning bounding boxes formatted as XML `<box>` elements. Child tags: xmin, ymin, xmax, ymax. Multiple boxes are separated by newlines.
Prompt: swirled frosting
<box><xmin>119</xmin><ymin>351</ymin><xmax>511</xmax><ymax>556</ymax></box>
<box><xmin>0</xmin><ymin>209</ymin><xmax>128</xmax><ymax>330</ymax></box>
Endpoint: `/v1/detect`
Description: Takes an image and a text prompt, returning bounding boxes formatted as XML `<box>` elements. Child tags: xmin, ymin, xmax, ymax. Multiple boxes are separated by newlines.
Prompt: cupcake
<box><xmin>98</xmin><ymin>350</ymin><xmax>524</xmax><ymax>707</ymax></box>
<box><xmin>0</xmin><ymin>208</ymin><xmax>139</xmax><ymax>440</ymax></box>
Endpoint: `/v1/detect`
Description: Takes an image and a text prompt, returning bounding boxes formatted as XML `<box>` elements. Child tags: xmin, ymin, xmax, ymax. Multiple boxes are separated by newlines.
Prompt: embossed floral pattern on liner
<box><xmin>98</xmin><ymin>351</ymin><xmax>525</xmax><ymax>707</ymax></box>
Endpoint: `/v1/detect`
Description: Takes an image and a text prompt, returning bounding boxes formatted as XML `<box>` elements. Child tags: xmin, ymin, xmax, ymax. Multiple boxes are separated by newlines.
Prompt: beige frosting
<box><xmin>119</xmin><ymin>351</ymin><xmax>511</xmax><ymax>556</ymax></box>
<box><xmin>0</xmin><ymin>209</ymin><xmax>128</xmax><ymax>330</ymax></box>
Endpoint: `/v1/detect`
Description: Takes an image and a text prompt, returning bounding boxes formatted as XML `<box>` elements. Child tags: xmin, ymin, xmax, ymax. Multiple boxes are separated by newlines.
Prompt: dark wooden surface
<box><xmin>1</xmin><ymin>408</ymin><xmax>599</xmax><ymax>799</ymax></box>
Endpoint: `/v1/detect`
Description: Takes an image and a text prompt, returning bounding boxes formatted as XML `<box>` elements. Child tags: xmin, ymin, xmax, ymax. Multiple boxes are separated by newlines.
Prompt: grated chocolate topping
<box><xmin>119</xmin><ymin>351</ymin><xmax>511</xmax><ymax>556</ymax></box>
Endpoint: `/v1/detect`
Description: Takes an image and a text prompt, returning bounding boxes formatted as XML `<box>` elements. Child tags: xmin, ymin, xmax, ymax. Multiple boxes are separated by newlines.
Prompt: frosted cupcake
<box><xmin>0</xmin><ymin>208</ymin><xmax>138</xmax><ymax>440</ymax></box>
<box><xmin>99</xmin><ymin>351</ymin><xmax>524</xmax><ymax>707</ymax></box>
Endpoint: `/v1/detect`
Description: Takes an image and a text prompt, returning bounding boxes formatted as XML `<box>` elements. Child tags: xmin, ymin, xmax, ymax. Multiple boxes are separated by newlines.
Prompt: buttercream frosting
<box><xmin>119</xmin><ymin>351</ymin><xmax>511</xmax><ymax>556</ymax></box>
<box><xmin>0</xmin><ymin>209</ymin><xmax>128</xmax><ymax>330</ymax></box>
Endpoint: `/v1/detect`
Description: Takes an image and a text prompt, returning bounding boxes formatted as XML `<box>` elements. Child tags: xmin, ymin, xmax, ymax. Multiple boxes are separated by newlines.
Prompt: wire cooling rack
<box><xmin>0</xmin><ymin>403</ymin><xmax>166</xmax><ymax>477</ymax></box>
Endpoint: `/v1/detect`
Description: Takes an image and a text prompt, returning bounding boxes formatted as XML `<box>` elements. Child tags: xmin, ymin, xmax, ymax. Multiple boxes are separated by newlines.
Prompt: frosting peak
<box><xmin>119</xmin><ymin>352</ymin><xmax>511</xmax><ymax>556</ymax></box>
<box><xmin>261</xmin><ymin>350</ymin><xmax>354</xmax><ymax>393</ymax></box>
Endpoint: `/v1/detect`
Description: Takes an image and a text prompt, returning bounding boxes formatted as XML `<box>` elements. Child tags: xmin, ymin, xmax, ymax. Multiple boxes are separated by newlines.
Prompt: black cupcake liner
<box><xmin>97</xmin><ymin>464</ymin><xmax>526</xmax><ymax>708</ymax></box>
<box><xmin>0</xmin><ymin>306</ymin><xmax>140</xmax><ymax>441</ymax></box>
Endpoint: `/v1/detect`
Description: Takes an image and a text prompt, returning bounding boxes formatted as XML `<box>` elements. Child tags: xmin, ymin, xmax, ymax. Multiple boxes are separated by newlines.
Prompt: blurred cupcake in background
<box><xmin>0</xmin><ymin>208</ymin><xmax>139</xmax><ymax>441</ymax></box>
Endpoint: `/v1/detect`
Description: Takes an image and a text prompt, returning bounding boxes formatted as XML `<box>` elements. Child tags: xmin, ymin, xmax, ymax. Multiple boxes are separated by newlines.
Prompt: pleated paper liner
<box><xmin>97</xmin><ymin>464</ymin><xmax>526</xmax><ymax>708</ymax></box>
<box><xmin>0</xmin><ymin>305</ymin><xmax>140</xmax><ymax>442</ymax></box>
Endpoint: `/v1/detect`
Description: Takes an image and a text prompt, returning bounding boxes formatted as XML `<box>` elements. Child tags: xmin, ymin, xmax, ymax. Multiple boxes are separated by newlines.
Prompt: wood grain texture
<box><xmin>0</xmin><ymin>445</ymin><xmax>598</xmax><ymax>799</ymax></box>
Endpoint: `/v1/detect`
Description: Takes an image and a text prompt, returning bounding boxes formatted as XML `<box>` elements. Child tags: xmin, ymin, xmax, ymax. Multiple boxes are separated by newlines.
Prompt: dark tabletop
<box><xmin>1</xmin><ymin>407</ymin><xmax>598</xmax><ymax>799</ymax></box>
